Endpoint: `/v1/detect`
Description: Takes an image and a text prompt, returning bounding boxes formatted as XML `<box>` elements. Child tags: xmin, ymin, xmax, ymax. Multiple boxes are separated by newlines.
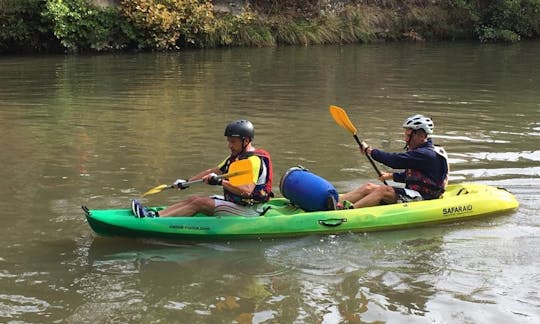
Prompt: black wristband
<box><xmin>208</xmin><ymin>175</ymin><xmax>223</xmax><ymax>186</ymax></box>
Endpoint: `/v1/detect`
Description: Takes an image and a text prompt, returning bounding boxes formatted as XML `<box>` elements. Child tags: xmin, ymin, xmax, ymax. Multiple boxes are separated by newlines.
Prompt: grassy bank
<box><xmin>1</xmin><ymin>0</ymin><xmax>540</xmax><ymax>53</ymax></box>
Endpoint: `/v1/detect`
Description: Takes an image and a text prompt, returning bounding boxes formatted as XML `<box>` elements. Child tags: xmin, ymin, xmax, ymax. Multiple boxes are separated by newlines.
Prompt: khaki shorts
<box><xmin>211</xmin><ymin>196</ymin><xmax>262</xmax><ymax>217</ymax></box>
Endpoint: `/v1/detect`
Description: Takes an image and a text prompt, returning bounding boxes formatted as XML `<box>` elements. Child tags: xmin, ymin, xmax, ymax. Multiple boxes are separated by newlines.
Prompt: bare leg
<box><xmin>340</xmin><ymin>183</ymin><xmax>380</xmax><ymax>203</ymax></box>
<box><xmin>354</xmin><ymin>185</ymin><xmax>397</xmax><ymax>208</ymax></box>
<box><xmin>340</xmin><ymin>183</ymin><xmax>398</xmax><ymax>208</ymax></box>
<box><xmin>159</xmin><ymin>196</ymin><xmax>216</xmax><ymax>217</ymax></box>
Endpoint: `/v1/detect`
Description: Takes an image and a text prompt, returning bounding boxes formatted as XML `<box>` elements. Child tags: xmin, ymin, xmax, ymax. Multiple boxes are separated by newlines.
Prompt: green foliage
<box><xmin>119</xmin><ymin>0</ymin><xmax>216</xmax><ymax>50</ymax></box>
<box><xmin>248</xmin><ymin>0</ymin><xmax>322</xmax><ymax>17</ymax></box>
<box><xmin>270</xmin><ymin>6</ymin><xmax>374</xmax><ymax>46</ymax></box>
<box><xmin>480</xmin><ymin>0</ymin><xmax>540</xmax><ymax>40</ymax></box>
<box><xmin>450</xmin><ymin>0</ymin><xmax>540</xmax><ymax>42</ymax></box>
<box><xmin>272</xmin><ymin>19</ymin><xmax>316</xmax><ymax>46</ymax></box>
<box><xmin>0</xmin><ymin>0</ymin><xmax>54</xmax><ymax>52</ymax></box>
<box><xmin>335</xmin><ymin>7</ymin><xmax>374</xmax><ymax>43</ymax></box>
<box><xmin>210</xmin><ymin>11</ymin><xmax>275</xmax><ymax>47</ymax></box>
<box><xmin>42</xmin><ymin>0</ymin><xmax>131</xmax><ymax>52</ymax></box>
<box><xmin>476</xmin><ymin>25</ymin><xmax>521</xmax><ymax>42</ymax></box>
<box><xmin>399</xmin><ymin>4</ymin><xmax>475</xmax><ymax>40</ymax></box>
<box><xmin>2</xmin><ymin>0</ymin><xmax>540</xmax><ymax>52</ymax></box>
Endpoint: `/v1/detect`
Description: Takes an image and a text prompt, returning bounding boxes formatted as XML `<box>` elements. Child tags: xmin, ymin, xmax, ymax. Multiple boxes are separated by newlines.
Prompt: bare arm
<box><xmin>220</xmin><ymin>180</ymin><xmax>255</xmax><ymax>198</ymax></box>
<box><xmin>188</xmin><ymin>167</ymin><xmax>221</xmax><ymax>181</ymax></box>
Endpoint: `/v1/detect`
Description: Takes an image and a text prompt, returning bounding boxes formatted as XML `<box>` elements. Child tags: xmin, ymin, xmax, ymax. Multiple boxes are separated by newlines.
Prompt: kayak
<box><xmin>83</xmin><ymin>183</ymin><xmax>518</xmax><ymax>241</ymax></box>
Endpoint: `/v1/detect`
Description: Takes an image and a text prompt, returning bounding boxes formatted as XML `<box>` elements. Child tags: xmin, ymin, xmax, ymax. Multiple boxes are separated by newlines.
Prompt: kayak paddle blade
<box><xmin>142</xmin><ymin>184</ymin><xmax>169</xmax><ymax>197</ymax></box>
<box><xmin>226</xmin><ymin>159</ymin><xmax>254</xmax><ymax>186</ymax></box>
<box><xmin>329</xmin><ymin>105</ymin><xmax>388</xmax><ymax>184</ymax></box>
<box><xmin>329</xmin><ymin>105</ymin><xmax>358</xmax><ymax>135</ymax></box>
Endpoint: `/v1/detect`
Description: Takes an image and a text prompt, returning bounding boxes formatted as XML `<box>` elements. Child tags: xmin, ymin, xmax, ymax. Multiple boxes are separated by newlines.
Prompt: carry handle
<box><xmin>318</xmin><ymin>218</ymin><xmax>347</xmax><ymax>227</ymax></box>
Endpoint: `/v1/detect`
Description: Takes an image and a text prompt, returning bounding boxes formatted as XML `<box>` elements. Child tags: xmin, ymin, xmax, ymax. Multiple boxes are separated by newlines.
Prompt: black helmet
<box><xmin>224</xmin><ymin>120</ymin><xmax>254</xmax><ymax>140</ymax></box>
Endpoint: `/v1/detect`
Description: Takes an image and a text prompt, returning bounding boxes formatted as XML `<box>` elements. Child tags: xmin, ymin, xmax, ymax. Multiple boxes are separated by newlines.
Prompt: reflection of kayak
<box><xmin>83</xmin><ymin>183</ymin><xmax>518</xmax><ymax>241</ymax></box>
<box><xmin>88</xmin><ymin>242</ymin><xmax>234</xmax><ymax>267</ymax></box>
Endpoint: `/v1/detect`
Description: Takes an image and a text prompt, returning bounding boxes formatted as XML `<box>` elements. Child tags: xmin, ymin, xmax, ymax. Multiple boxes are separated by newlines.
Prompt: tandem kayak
<box><xmin>83</xmin><ymin>183</ymin><xmax>518</xmax><ymax>241</ymax></box>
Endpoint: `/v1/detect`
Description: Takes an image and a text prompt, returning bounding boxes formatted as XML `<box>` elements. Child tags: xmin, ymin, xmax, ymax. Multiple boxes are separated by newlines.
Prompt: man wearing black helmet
<box><xmin>131</xmin><ymin>120</ymin><xmax>273</xmax><ymax>217</ymax></box>
<box><xmin>338</xmin><ymin>114</ymin><xmax>449</xmax><ymax>209</ymax></box>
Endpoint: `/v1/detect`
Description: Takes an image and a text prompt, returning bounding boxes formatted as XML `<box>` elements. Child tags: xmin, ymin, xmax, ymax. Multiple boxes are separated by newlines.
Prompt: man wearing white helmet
<box><xmin>339</xmin><ymin>114</ymin><xmax>449</xmax><ymax>209</ymax></box>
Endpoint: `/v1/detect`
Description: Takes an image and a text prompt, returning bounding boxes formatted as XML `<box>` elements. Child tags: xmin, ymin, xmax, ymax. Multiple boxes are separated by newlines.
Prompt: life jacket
<box><xmin>222</xmin><ymin>148</ymin><xmax>274</xmax><ymax>205</ymax></box>
<box><xmin>405</xmin><ymin>145</ymin><xmax>449</xmax><ymax>199</ymax></box>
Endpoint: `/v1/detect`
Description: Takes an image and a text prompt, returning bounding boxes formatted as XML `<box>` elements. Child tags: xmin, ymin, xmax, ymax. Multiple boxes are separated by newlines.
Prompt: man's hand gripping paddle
<box><xmin>141</xmin><ymin>159</ymin><xmax>253</xmax><ymax>197</ymax></box>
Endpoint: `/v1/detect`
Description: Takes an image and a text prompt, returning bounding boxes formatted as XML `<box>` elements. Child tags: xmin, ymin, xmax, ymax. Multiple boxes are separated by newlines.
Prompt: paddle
<box><xmin>142</xmin><ymin>159</ymin><xmax>254</xmax><ymax>197</ymax></box>
<box><xmin>329</xmin><ymin>105</ymin><xmax>388</xmax><ymax>185</ymax></box>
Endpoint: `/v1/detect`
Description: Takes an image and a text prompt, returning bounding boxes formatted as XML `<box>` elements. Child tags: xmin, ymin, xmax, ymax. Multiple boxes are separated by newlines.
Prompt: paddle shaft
<box><xmin>142</xmin><ymin>167</ymin><xmax>252</xmax><ymax>197</ymax></box>
<box><xmin>166</xmin><ymin>169</ymin><xmax>247</xmax><ymax>189</ymax></box>
<box><xmin>352</xmin><ymin>134</ymin><xmax>388</xmax><ymax>185</ymax></box>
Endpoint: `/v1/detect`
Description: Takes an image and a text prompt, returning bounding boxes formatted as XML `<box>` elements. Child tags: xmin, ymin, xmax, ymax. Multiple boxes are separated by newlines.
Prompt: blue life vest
<box><xmin>405</xmin><ymin>146</ymin><xmax>449</xmax><ymax>199</ymax></box>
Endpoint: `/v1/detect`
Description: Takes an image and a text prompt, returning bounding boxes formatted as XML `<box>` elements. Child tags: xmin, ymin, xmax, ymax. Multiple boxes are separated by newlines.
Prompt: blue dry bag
<box><xmin>279</xmin><ymin>167</ymin><xmax>339</xmax><ymax>211</ymax></box>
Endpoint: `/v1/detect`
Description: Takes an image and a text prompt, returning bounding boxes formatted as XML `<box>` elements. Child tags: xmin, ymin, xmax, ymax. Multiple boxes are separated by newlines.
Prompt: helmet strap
<box><xmin>404</xmin><ymin>128</ymin><xmax>414</xmax><ymax>150</ymax></box>
<box><xmin>240</xmin><ymin>137</ymin><xmax>251</xmax><ymax>154</ymax></box>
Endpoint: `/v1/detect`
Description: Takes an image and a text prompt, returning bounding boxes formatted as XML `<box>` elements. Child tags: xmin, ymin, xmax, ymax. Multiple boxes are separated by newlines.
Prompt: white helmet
<box><xmin>403</xmin><ymin>114</ymin><xmax>434</xmax><ymax>135</ymax></box>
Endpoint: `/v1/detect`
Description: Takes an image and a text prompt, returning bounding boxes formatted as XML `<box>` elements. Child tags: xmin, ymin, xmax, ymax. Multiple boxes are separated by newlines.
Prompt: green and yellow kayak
<box><xmin>83</xmin><ymin>183</ymin><xmax>518</xmax><ymax>241</ymax></box>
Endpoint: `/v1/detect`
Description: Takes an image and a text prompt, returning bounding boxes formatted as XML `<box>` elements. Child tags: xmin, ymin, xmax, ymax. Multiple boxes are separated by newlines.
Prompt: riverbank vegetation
<box><xmin>1</xmin><ymin>0</ymin><xmax>540</xmax><ymax>53</ymax></box>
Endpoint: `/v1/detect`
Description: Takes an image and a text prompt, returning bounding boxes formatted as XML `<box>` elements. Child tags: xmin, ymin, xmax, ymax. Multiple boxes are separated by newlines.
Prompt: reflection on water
<box><xmin>1</xmin><ymin>42</ymin><xmax>539</xmax><ymax>322</ymax></box>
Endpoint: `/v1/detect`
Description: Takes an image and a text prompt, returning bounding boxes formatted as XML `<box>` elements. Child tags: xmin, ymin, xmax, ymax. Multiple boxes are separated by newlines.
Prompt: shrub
<box><xmin>119</xmin><ymin>0</ymin><xmax>215</xmax><ymax>50</ymax></box>
<box><xmin>0</xmin><ymin>0</ymin><xmax>55</xmax><ymax>52</ymax></box>
<box><xmin>476</xmin><ymin>25</ymin><xmax>521</xmax><ymax>43</ymax></box>
<box><xmin>475</xmin><ymin>0</ymin><xmax>540</xmax><ymax>42</ymax></box>
<box><xmin>210</xmin><ymin>10</ymin><xmax>275</xmax><ymax>47</ymax></box>
<box><xmin>42</xmin><ymin>0</ymin><xmax>131</xmax><ymax>52</ymax></box>
<box><xmin>485</xmin><ymin>0</ymin><xmax>540</xmax><ymax>38</ymax></box>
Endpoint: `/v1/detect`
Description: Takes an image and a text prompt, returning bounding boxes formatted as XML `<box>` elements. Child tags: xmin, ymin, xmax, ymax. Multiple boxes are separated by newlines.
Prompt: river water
<box><xmin>0</xmin><ymin>42</ymin><xmax>539</xmax><ymax>323</ymax></box>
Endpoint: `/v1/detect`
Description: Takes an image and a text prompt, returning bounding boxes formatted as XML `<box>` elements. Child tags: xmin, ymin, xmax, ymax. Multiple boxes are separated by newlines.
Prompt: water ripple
<box><xmin>451</xmin><ymin>166</ymin><xmax>540</xmax><ymax>179</ymax></box>
<box><xmin>435</xmin><ymin>134</ymin><xmax>509</xmax><ymax>143</ymax></box>
<box><xmin>453</xmin><ymin>150</ymin><xmax>540</xmax><ymax>162</ymax></box>
<box><xmin>0</xmin><ymin>294</ymin><xmax>50</xmax><ymax>318</ymax></box>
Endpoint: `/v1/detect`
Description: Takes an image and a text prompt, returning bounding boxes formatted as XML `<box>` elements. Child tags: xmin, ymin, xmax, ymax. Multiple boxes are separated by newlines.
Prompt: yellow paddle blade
<box><xmin>141</xmin><ymin>159</ymin><xmax>254</xmax><ymax>197</ymax></box>
<box><xmin>329</xmin><ymin>105</ymin><xmax>358</xmax><ymax>135</ymax></box>
<box><xmin>225</xmin><ymin>158</ymin><xmax>254</xmax><ymax>186</ymax></box>
<box><xmin>142</xmin><ymin>184</ymin><xmax>169</xmax><ymax>197</ymax></box>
